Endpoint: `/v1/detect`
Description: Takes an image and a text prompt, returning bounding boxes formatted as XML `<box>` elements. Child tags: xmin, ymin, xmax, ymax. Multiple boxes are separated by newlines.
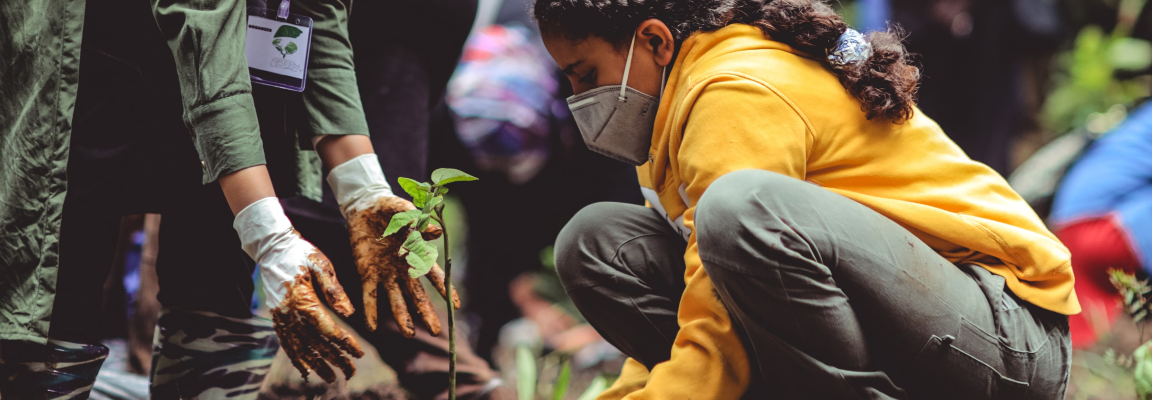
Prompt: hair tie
<box><xmin>827</xmin><ymin>28</ymin><xmax>871</xmax><ymax>70</ymax></box>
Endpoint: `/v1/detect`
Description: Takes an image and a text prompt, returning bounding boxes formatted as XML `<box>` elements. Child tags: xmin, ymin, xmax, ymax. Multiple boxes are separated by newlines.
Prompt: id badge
<box><xmin>245</xmin><ymin>6</ymin><xmax>313</xmax><ymax>92</ymax></box>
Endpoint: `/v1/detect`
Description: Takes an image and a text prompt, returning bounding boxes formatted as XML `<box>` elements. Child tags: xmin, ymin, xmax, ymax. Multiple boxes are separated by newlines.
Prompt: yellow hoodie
<box><xmin>601</xmin><ymin>24</ymin><xmax>1078</xmax><ymax>400</ymax></box>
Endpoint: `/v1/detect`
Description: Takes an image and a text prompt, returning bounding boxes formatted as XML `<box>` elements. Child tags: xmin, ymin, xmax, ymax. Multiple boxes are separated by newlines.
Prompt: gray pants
<box><xmin>556</xmin><ymin>170</ymin><xmax>1070</xmax><ymax>399</ymax></box>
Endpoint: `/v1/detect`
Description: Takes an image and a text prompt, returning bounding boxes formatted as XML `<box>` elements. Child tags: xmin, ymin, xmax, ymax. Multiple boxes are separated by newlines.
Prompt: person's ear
<box><xmin>636</xmin><ymin>19</ymin><xmax>674</xmax><ymax>67</ymax></box>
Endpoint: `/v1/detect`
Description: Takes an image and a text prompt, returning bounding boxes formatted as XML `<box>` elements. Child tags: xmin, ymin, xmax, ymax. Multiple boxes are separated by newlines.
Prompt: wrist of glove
<box><xmin>327</xmin><ymin>154</ymin><xmax>396</xmax><ymax>219</ymax></box>
<box><xmin>234</xmin><ymin>198</ymin><xmax>364</xmax><ymax>382</ymax></box>
<box><xmin>328</xmin><ymin>155</ymin><xmax>459</xmax><ymax>338</ymax></box>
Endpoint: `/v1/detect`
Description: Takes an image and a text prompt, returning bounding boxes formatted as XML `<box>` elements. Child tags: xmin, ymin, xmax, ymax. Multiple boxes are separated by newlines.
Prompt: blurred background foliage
<box><xmin>1044</xmin><ymin>0</ymin><xmax>1152</xmax><ymax>136</ymax></box>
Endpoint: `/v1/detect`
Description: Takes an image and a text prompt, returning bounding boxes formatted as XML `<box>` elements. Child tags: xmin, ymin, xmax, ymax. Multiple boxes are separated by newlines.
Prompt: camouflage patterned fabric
<box><xmin>149</xmin><ymin>308</ymin><xmax>279</xmax><ymax>399</ymax></box>
<box><xmin>0</xmin><ymin>339</ymin><xmax>109</xmax><ymax>399</ymax></box>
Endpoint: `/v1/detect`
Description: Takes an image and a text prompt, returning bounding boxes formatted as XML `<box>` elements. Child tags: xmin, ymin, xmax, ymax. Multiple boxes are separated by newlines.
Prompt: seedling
<box><xmin>383</xmin><ymin>168</ymin><xmax>478</xmax><ymax>400</ymax></box>
<box><xmin>1110</xmin><ymin>269</ymin><xmax>1152</xmax><ymax>399</ymax></box>
<box><xmin>515</xmin><ymin>344</ymin><xmax>612</xmax><ymax>400</ymax></box>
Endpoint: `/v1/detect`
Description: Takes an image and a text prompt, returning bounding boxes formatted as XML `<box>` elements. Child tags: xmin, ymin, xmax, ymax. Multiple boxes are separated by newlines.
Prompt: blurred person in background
<box><xmin>886</xmin><ymin>0</ymin><xmax>1065</xmax><ymax>174</ymax></box>
<box><xmin>1050</xmin><ymin>101</ymin><xmax>1152</xmax><ymax>349</ymax></box>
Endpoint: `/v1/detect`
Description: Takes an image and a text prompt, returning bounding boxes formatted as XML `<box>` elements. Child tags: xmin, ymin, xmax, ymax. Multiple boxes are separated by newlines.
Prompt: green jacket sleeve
<box><xmin>294</xmin><ymin>0</ymin><xmax>369</xmax><ymax>143</ymax></box>
<box><xmin>152</xmin><ymin>0</ymin><xmax>266</xmax><ymax>183</ymax></box>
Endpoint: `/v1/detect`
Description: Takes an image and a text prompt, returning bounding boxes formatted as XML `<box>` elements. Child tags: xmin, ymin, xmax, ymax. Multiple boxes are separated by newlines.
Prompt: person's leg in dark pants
<box><xmin>149</xmin><ymin>170</ymin><xmax>279</xmax><ymax>399</ymax></box>
<box><xmin>49</xmin><ymin>43</ymin><xmax>143</xmax><ymax>348</ymax></box>
<box><xmin>554</xmin><ymin>203</ymin><xmax>687</xmax><ymax>369</ymax></box>
<box><xmin>554</xmin><ymin>202</ymin><xmax>769</xmax><ymax>399</ymax></box>
<box><xmin>693</xmin><ymin>169</ymin><xmax>1070</xmax><ymax>399</ymax></box>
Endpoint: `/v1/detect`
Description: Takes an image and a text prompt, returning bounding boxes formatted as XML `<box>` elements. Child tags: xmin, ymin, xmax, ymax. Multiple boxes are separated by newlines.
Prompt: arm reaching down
<box><xmin>229</xmin><ymin>184</ymin><xmax>366</xmax><ymax>382</ymax></box>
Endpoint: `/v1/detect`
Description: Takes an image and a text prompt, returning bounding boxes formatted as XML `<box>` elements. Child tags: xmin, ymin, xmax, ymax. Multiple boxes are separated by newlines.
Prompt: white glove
<box><xmin>326</xmin><ymin>154</ymin><xmax>396</xmax><ymax>218</ymax></box>
<box><xmin>233</xmin><ymin>197</ymin><xmax>364</xmax><ymax>382</ymax></box>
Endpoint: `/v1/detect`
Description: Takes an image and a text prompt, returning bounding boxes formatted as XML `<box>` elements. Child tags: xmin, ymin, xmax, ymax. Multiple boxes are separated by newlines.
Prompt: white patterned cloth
<box><xmin>827</xmin><ymin>28</ymin><xmax>872</xmax><ymax>69</ymax></box>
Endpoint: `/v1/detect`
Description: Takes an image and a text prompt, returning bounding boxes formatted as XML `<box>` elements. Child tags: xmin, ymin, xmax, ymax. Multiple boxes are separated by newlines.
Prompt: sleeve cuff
<box><xmin>300</xmin><ymin>68</ymin><xmax>369</xmax><ymax>146</ymax></box>
<box><xmin>186</xmin><ymin>93</ymin><xmax>267</xmax><ymax>183</ymax></box>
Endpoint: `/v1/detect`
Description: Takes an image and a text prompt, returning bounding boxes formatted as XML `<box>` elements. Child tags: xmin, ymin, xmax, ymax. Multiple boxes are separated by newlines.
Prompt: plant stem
<box><xmin>434</xmin><ymin>207</ymin><xmax>457</xmax><ymax>400</ymax></box>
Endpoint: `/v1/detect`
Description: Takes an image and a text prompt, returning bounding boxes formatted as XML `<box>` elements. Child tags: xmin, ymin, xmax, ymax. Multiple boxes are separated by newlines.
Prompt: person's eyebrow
<box><xmin>561</xmin><ymin>60</ymin><xmax>584</xmax><ymax>76</ymax></box>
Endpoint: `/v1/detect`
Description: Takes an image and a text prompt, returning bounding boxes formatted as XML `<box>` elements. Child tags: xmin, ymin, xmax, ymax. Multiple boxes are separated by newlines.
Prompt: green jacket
<box><xmin>0</xmin><ymin>0</ymin><xmax>368</xmax><ymax>343</ymax></box>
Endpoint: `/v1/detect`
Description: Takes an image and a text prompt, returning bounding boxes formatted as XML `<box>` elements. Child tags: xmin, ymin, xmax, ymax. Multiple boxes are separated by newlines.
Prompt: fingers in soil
<box><xmin>314</xmin><ymin>334</ymin><xmax>358</xmax><ymax>380</ymax></box>
<box><xmin>296</xmin><ymin>300</ymin><xmax>366</xmax><ymax>359</ymax></box>
<box><xmin>362</xmin><ymin>277</ymin><xmax>380</xmax><ymax>331</ymax></box>
<box><xmin>405</xmin><ymin>276</ymin><xmax>441</xmax><ymax>336</ymax></box>
<box><xmin>297</xmin><ymin>314</ymin><xmax>338</xmax><ymax>384</ymax></box>
<box><xmin>385</xmin><ymin>278</ymin><xmax>416</xmax><ymax>337</ymax></box>
<box><xmin>308</xmin><ymin>252</ymin><xmax>355</xmax><ymax>316</ymax></box>
<box><xmin>273</xmin><ymin>312</ymin><xmax>314</xmax><ymax>380</ymax></box>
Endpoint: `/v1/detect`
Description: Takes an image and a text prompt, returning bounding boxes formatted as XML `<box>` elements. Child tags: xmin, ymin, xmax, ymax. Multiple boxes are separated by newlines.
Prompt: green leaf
<box><xmin>435</xmin><ymin>186</ymin><xmax>449</xmax><ymax>196</ymax></box>
<box><xmin>424</xmin><ymin>195</ymin><xmax>444</xmax><ymax>213</ymax></box>
<box><xmin>552</xmin><ymin>361</ymin><xmax>572</xmax><ymax>400</ymax></box>
<box><xmin>401</xmin><ymin>231</ymin><xmax>437</xmax><ymax>278</ymax></box>
<box><xmin>398</xmin><ymin>177</ymin><xmax>429</xmax><ymax>197</ymax></box>
<box><xmin>285</xmin><ymin>41</ymin><xmax>298</xmax><ymax>55</ymax></box>
<box><xmin>273</xmin><ymin>38</ymin><xmax>282</xmax><ymax>46</ymax></box>
<box><xmin>516</xmin><ymin>346</ymin><xmax>536</xmax><ymax>400</ymax></box>
<box><xmin>274</xmin><ymin>25</ymin><xmax>304</xmax><ymax>39</ymax></box>
<box><xmin>383</xmin><ymin>209</ymin><xmax>421</xmax><ymax>237</ymax></box>
<box><xmin>398</xmin><ymin>177</ymin><xmax>432</xmax><ymax>207</ymax></box>
<box><xmin>431</xmin><ymin>168</ymin><xmax>479</xmax><ymax>186</ymax></box>
<box><xmin>1111</xmin><ymin>38</ymin><xmax>1152</xmax><ymax>72</ymax></box>
<box><xmin>1136</xmin><ymin>342</ymin><xmax>1152</xmax><ymax>399</ymax></box>
<box><xmin>415</xmin><ymin>214</ymin><xmax>432</xmax><ymax>232</ymax></box>
<box><xmin>577</xmin><ymin>375</ymin><xmax>609</xmax><ymax>400</ymax></box>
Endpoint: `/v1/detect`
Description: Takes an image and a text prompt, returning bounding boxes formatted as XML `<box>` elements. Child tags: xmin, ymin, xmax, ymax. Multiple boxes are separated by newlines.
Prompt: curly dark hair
<box><xmin>532</xmin><ymin>0</ymin><xmax>919</xmax><ymax>122</ymax></box>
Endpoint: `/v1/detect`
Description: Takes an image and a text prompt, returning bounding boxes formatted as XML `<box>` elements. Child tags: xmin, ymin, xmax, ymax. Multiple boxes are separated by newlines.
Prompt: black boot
<box><xmin>0</xmin><ymin>339</ymin><xmax>110</xmax><ymax>400</ymax></box>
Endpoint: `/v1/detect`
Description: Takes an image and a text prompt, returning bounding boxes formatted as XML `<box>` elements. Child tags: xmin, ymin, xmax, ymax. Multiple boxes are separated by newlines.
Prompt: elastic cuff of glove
<box><xmin>326</xmin><ymin>154</ymin><xmax>393</xmax><ymax>209</ymax></box>
<box><xmin>234</xmin><ymin>197</ymin><xmax>294</xmax><ymax>262</ymax></box>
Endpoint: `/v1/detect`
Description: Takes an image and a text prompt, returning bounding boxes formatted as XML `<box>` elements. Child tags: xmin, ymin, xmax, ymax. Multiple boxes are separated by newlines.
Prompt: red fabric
<box><xmin>1056</xmin><ymin>216</ymin><xmax>1142</xmax><ymax>348</ymax></box>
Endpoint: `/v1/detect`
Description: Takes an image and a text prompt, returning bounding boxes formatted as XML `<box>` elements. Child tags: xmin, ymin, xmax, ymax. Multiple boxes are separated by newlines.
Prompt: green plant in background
<box><xmin>384</xmin><ymin>168</ymin><xmax>478</xmax><ymax>400</ymax></box>
<box><xmin>1044</xmin><ymin>0</ymin><xmax>1152</xmax><ymax>136</ymax></box>
<box><xmin>1110</xmin><ymin>269</ymin><xmax>1152</xmax><ymax>399</ymax></box>
<box><xmin>515</xmin><ymin>345</ymin><xmax>611</xmax><ymax>400</ymax></box>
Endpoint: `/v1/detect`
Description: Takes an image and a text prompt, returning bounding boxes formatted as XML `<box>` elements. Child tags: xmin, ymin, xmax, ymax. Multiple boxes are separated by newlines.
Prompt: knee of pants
<box><xmin>555</xmin><ymin>202</ymin><xmax>640</xmax><ymax>292</ymax></box>
<box><xmin>695</xmin><ymin>169</ymin><xmax>803</xmax><ymax>253</ymax></box>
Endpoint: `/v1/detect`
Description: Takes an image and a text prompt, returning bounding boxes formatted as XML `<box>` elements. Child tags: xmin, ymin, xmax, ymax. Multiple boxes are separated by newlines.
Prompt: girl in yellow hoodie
<box><xmin>537</xmin><ymin>0</ymin><xmax>1077</xmax><ymax>399</ymax></box>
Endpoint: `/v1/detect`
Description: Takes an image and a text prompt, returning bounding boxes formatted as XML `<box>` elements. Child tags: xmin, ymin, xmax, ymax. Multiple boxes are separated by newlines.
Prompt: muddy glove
<box><xmin>328</xmin><ymin>154</ymin><xmax>460</xmax><ymax>337</ymax></box>
<box><xmin>234</xmin><ymin>198</ymin><xmax>365</xmax><ymax>382</ymax></box>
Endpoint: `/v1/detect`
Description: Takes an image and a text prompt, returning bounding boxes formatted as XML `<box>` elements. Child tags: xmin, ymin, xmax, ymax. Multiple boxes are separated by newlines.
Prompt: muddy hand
<box><xmin>327</xmin><ymin>154</ymin><xmax>460</xmax><ymax>338</ymax></box>
<box><xmin>347</xmin><ymin>196</ymin><xmax>460</xmax><ymax>337</ymax></box>
<box><xmin>234</xmin><ymin>198</ymin><xmax>364</xmax><ymax>383</ymax></box>
<box><xmin>271</xmin><ymin>252</ymin><xmax>365</xmax><ymax>383</ymax></box>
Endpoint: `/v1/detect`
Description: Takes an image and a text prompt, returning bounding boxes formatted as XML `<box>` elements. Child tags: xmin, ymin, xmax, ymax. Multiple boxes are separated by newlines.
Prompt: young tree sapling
<box><xmin>382</xmin><ymin>168</ymin><xmax>477</xmax><ymax>400</ymax></box>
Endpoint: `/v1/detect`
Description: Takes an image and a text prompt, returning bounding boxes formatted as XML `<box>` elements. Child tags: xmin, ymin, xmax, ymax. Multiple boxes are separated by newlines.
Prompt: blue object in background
<box><xmin>1052</xmin><ymin>102</ymin><xmax>1152</xmax><ymax>272</ymax></box>
<box><xmin>857</xmin><ymin>0</ymin><xmax>891</xmax><ymax>33</ymax></box>
<box><xmin>252</xmin><ymin>266</ymin><xmax>262</xmax><ymax>311</ymax></box>
<box><xmin>122</xmin><ymin>230</ymin><xmax>145</xmax><ymax>321</ymax></box>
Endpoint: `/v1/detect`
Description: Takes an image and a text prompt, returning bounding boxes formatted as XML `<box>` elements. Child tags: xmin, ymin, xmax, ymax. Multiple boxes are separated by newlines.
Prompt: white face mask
<box><xmin>566</xmin><ymin>34</ymin><xmax>666</xmax><ymax>166</ymax></box>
